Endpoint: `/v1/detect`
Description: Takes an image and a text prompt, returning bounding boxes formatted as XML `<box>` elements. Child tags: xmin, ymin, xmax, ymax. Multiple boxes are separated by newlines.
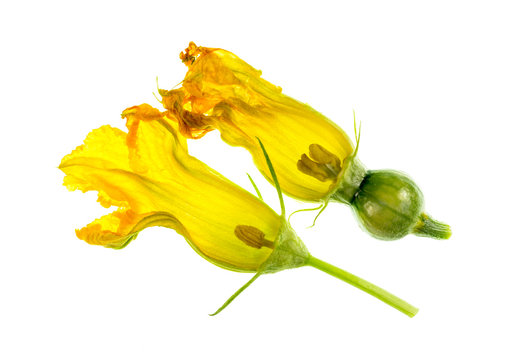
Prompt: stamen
<box><xmin>297</xmin><ymin>144</ymin><xmax>342</xmax><ymax>182</ymax></box>
<box><xmin>234</xmin><ymin>225</ymin><xmax>274</xmax><ymax>249</ymax></box>
<box><xmin>297</xmin><ymin>154</ymin><xmax>330</xmax><ymax>181</ymax></box>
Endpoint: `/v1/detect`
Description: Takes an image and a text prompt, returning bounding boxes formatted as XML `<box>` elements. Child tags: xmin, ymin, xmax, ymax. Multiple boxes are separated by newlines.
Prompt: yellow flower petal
<box><xmin>60</xmin><ymin>125</ymin><xmax>131</xmax><ymax>208</ymax></box>
<box><xmin>60</xmin><ymin>104</ymin><xmax>282</xmax><ymax>272</ymax></box>
<box><xmin>162</xmin><ymin>42</ymin><xmax>354</xmax><ymax>202</ymax></box>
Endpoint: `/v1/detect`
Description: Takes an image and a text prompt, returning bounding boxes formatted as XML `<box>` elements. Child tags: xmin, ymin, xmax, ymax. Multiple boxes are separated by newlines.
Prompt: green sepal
<box><xmin>210</xmin><ymin>272</ymin><xmax>262</xmax><ymax>316</ymax></box>
<box><xmin>247</xmin><ymin>173</ymin><xmax>263</xmax><ymax>201</ymax></box>
<box><xmin>257</xmin><ymin>137</ymin><xmax>286</xmax><ymax>217</ymax></box>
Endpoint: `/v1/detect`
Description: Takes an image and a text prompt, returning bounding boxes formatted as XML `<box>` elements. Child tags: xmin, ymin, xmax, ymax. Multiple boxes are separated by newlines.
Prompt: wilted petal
<box><xmin>60</xmin><ymin>104</ymin><xmax>282</xmax><ymax>272</ymax></box>
<box><xmin>75</xmin><ymin>210</ymin><xmax>188</xmax><ymax>250</ymax></box>
<box><xmin>162</xmin><ymin>42</ymin><xmax>354</xmax><ymax>201</ymax></box>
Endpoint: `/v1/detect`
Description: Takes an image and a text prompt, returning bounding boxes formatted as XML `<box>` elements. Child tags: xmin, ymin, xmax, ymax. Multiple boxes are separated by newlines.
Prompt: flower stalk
<box><xmin>307</xmin><ymin>256</ymin><xmax>419</xmax><ymax>317</ymax></box>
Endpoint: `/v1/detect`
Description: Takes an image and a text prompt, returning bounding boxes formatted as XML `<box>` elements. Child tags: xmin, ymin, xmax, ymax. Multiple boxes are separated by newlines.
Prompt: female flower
<box><xmin>59</xmin><ymin>103</ymin><xmax>418</xmax><ymax>317</ymax></box>
<box><xmin>160</xmin><ymin>42</ymin><xmax>451</xmax><ymax>241</ymax></box>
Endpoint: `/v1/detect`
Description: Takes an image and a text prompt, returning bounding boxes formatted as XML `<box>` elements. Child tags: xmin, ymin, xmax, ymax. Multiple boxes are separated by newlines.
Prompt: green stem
<box><xmin>307</xmin><ymin>256</ymin><xmax>419</xmax><ymax>317</ymax></box>
<box><xmin>413</xmin><ymin>213</ymin><xmax>452</xmax><ymax>239</ymax></box>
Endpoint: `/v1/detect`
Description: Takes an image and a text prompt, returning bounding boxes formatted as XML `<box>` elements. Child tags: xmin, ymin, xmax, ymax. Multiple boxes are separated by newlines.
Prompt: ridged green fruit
<box><xmin>331</xmin><ymin>157</ymin><xmax>451</xmax><ymax>240</ymax></box>
<box><xmin>352</xmin><ymin>170</ymin><xmax>424</xmax><ymax>240</ymax></box>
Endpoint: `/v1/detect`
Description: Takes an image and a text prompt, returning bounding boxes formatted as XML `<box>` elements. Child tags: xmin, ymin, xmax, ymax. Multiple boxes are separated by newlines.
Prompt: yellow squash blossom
<box><xmin>160</xmin><ymin>42</ymin><xmax>451</xmax><ymax>241</ymax></box>
<box><xmin>162</xmin><ymin>42</ymin><xmax>353</xmax><ymax>202</ymax></box>
<box><xmin>59</xmin><ymin>103</ymin><xmax>418</xmax><ymax>317</ymax></box>
<box><xmin>60</xmin><ymin>103</ymin><xmax>280</xmax><ymax>271</ymax></box>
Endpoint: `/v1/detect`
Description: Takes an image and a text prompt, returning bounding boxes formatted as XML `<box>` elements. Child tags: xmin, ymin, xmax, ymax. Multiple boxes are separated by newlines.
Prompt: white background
<box><xmin>1</xmin><ymin>1</ymin><xmax>510</xmax><ymax>359</ymax></box>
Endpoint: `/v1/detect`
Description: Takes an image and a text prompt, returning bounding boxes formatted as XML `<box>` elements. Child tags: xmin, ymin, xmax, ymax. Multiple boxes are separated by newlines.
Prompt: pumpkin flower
<box><xmin>59</xmin><ymin>103</ymin><xmax>418</xmax><ymax>317</ymax></box>
<box><xmin>160</xmin><ymin>42</ymin><xmax>451</xmax><ymax>241</ymax></box>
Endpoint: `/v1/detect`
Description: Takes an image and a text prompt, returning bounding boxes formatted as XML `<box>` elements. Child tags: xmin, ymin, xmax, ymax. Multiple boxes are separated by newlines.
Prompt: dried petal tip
<box><xmin>180</xmin><ymin>41</ymin><xmax>205</xmax><ymax>66</ymax></box>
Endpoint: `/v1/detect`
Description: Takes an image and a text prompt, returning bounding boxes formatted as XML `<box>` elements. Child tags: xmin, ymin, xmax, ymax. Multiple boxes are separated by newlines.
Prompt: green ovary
<box><xmin>351</xmin><ymin>168</ymin><xmax>453</xmax><ymax>240</ymax></box>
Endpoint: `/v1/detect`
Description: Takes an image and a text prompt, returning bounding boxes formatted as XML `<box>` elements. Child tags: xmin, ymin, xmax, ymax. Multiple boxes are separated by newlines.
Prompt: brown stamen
<box><xmin>297</xmin><ymin>144</ymin><xmax>342</xmax><ymax>182</ymax></box>
<box><xmin>234</xmin><ymin>225</ymin><xmax>274</xmax><ymax>249</ymax></box>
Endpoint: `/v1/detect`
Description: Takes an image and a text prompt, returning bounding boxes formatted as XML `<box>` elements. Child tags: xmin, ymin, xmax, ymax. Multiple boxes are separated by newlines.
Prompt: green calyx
<box><xmin>330</xmin><ymin>157</ymin><xmax>451</xmax><ymax>240</ymax></box>
<box><xmin>330</xmin><ymin>155</ymin><xmax>367</xmax><ymax>204</ymax></box>
<box><xmin>260</xmin><ymin>221</ymin><xmax>310</xmax><ymax>273</ymax></box>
